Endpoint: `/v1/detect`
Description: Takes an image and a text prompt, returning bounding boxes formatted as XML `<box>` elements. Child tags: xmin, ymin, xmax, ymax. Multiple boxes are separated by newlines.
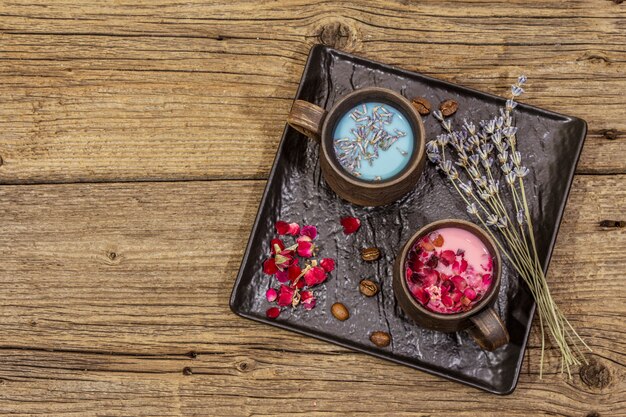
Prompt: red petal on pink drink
<box><xmin>450</xmin><ymin>275</ymin><xmax>468</xmax><ymax>291</ymax></box>
<box><xmin>412</xmin><ymin>286</ymin><xmax>430</xmax><ymax>305</ymax></box>
<box><xmin>452</xmin><ymin>259</ymin><xmax>468</xmax><ymax>274</ymax></box>
<box><xmin>340</xmin><ymin>216</ymin><xmax>361</xmax><ymax>234</ymax></box>
<box><xmin>266</xmin><ymin>307</ymin><xmax>280</xmax><ymax>319</ymax></box>
<box><xmin>441</xmin><ymin>294</ymin><xmax>454</xmax><ymax>307</ymax></box>
<box><xmin>482</xmin><ymin>273</ymin><xmax>492</xmax><ymax>287</ymax></box>
<box><xmin>464</xmin><ymin>288</ymin><xmax>477</xmax><ymax>300</ymax></box>
<box><xmin>440</xmin><ymin>250</ymin><xmax>456</xmax><ymax>266</ymax></box>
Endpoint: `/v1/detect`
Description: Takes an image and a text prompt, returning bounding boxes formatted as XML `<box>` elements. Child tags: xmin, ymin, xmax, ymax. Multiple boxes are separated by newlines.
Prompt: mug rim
<box><xmin>319</xmin><ymin>87</ymin><xmax>425</xmax><ymax>189</ymax></box>
<box><xmin>397</xmin><ymin>219</ymin><xmax>503</xmax><ymax>321</ymax></box>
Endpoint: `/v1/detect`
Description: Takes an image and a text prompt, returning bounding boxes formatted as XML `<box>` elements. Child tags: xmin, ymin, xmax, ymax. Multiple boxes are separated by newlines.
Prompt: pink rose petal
<box><xmin>464</xmin><ymin>288</ymin><xmax>477</xmax><ymax>300</ymax></box>
<box><xmin>304</xmin><ymin>266</ymin><xmax>326</xmax><ymax>287</ymax></box>
<box><xmin>287</xmin><ymin>222</ymin><xmax>300</xmax><ymax>236</ymax></box>
<box><xmin>300</xmin><ymin>225</ymin><xmax>317</xmax><ymax>240</ymax></box>
<box><xmin>266</xmin><ymin>288</ymin><xmax>278</xmax><ymax>302</ymax></box>
<box><xmin>297</xmin><ymin>240</ymin><xmax>314</xmax><ymax>258</ymax></box>
<box><xmin>263</xmin><ymin>258</ymin><xmax>278</xmax><ymax>275</ymax></box>
<box><xmin>440</xmin><ymin>250</ymin><xmax>456</xmax><ymax>266</ymax></box>
<box><xmin>277</xmin><ymin>285</ymin><xmax>295</xmax><ymax>307</ymax></box>
<box><xmin>276</xmin><ymin>269</ymin><xmax>289</xmax><ymax>283</ymax></box>
<box><xmin>275</xmin><ymin>221</ymin><xmax>290</xmax><ymax>235</ymax></box>
<box><xmin>340</xmin><ymin>216</ymin><xmax>361</xmax><ymax>234</ymax></box>
<box><xmin>301</xmin><ymin>290</ymin><xmax>316</xmax><ymax>310</ymax></box>
<box><xmin>266</xmin><ymin>307</ymin><xmax>280</xmax><ymax>319</ymax></box>
<box><xmin>320</xmin><ymin>258</ymin><xmax>335</xmax><ymax>273</ymax></box>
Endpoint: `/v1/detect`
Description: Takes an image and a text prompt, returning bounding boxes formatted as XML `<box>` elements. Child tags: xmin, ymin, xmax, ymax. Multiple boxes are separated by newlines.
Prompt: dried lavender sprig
<box><xmin>429</xmin><ymin>76</ymin><xmax>589</xmax><ymax>377</ymax></box>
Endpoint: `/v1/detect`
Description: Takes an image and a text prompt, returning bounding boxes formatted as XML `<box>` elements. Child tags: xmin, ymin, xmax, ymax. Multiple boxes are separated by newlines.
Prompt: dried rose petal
<box><xmin>266</xmin><ymin>307</ymin><xmax>280</xmax><ymax>319</ymax></box>
<box><xmin>441</xmin><ymin>294</ymin><xmax>454</xmax><ymax>307</ymax></box>
<box><xmin>297</xmin><ymin>240</ymin><xmax>314</xmax><ymax>258</ymax></box>
<box><xmin>412</xmin><ymin>286</ymin><xmax>430</xmax><ymax>305</ymax></box>
<box><xmin>300</xmin><ymin>225</ymin><xmax>317</xmax><ymax>240</ymax></box>
<box><xmin>276</xmin><ymin>269</ymin><xmax>289</xmax><ymax>283</ymax></box>
<box><xmin>288</xmin><ymin>222</ymin><xmax>300</xmax><ymax>235</ymax></box>
<box><xmin>266</xmin><ymin>288</ymin><xmax>278</xmax><ymax>302</ymax></box>
<box><xmin>450</xmin><ymin>275</ymin><xmax>468</xmax><ymax>291</ymax></box>
<box><xmin>300</xmin><ymin>290</ymin><xmax>316</xmax><ymax>310</ymax></box>
<box><xmin>340</xmin><ymin>216</ymin><xmax>361</xmax><ymax>234</ymax></box>
<box><xmin>273</xmin><ymin>250</ymin><xmax>294</xmax><ymax>271</ymax></box>
<box><xmin>270</xmin><ymin>238</ymin><xmax>285</xmax><ymax>254</ymax></box>
<box><xmin>263</xmin><ymin>258</ymin><xmax>278</xmax><ymax>275</ymax></box>
<box><xmin>275</xmin><ymin>221</ymin><xmax>290</xmax><ymax>235</ymax></box>
<box><xmin>431</xmin><ymin>233</ymin><xmax>444</xmax><ymax>247</ymax></box>
<box><xmin>482</xmin><ymin>273</ymin><xmax>492</xmax><ymax>287</ymax></box>
<box><xmin>452</xmin><ymin>259</ymin><xmax>468</xmax><ymax>274</ymax></box>
<box><xmin>426</xmin><ymin>255</ymin><xmax>439</xmax><ymax>269</ymax></box>
<box><xmin>295</xmin><ymin>279</ymin><xmax>305</xmax><ymax>289</ymax></box>
<box><xmin>304</xmin><ymin>266</ymin><xmax>326</xmax><ymax>286</ymax></box>
<box><xmin>277</xmin><ymin>285</ymin><xmax>295</xmax><ymax>307</ymax></box>
<box><xmin>421</xmin><ymin>269</ymin><xmax>439</xmax><ymax>287</ymax></box>
<box><xmin>406</xmin><ymin>267</ymin><xmax>414</xmax><ymax>282</ymax></box>
<box><xmin>464</xmin><ymin>288</ymin><xmax>477</xmax><ymax>300</ymax></box>
<box><xmin>320</xmin><ymin>258</ymin><xmax>335</xmax><ymax>273</ymax></box>
<box><xmin>440</xmin><ymin>250</ymin><xmax>456</xmax><ymax>266</ymax></box>
<box><xmin>419</xmin><ymin>237</ymin><xmax>436</xmax><ymax>251</ymax></box>
<box><xmin>287</xmin><ymin>265</ymin><xmax>302</xmax><ymax>283</ymax></box>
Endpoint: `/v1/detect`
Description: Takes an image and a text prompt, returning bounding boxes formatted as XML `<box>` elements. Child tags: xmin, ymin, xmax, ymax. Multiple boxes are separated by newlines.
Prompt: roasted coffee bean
<box><xmin>439</xmin><ymin>99</ymin><xmax>459</xmax><ymax>117</ymax></box>
<box><xmin>370</xmin><ymin>331</ymin><xmax>391</xmax><ymax>347</ymax></box>
<box><xmin>361</xmin><ymin>247</ymin><xmax>381</xmax><ymax>262</ymax></box>
<box><xmin>359</xmin><ymin>279</ymin><xmax>380</xmax><ymax>297</ymax></box>
<box><xmin>411</xmin><ymin>97</ymin><xmax>432</xmax><ymax>116</ymax></box>
<box><xmin>331</xmin><ymin>303</ymin><xmax>350</xmax><ymax>321</ymax></box>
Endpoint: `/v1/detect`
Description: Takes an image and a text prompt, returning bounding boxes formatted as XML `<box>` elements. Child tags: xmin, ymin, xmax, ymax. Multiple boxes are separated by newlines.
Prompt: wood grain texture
<box><xmin>0</xmin><ymin>178</ymin><xmax>624</xmax><ymax>416</ymax></box>
<box><xmin>0</xmin><ymin>0</ymin><xmax>624</xmax><ymax>183</ymax></box>
<box><xmin>1</xmin><ymin>1</ymin><xmax>625</xmax><ymax>415</ymax></box>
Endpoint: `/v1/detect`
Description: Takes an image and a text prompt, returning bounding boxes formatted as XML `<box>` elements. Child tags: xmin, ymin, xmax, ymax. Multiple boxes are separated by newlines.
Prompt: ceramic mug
<box><xmin>392</xmin><ymin>219</ymin><xmax>509</xmax><ymax>351</ymax></box>
<box><xmin>287</xmin><ymin>87</ymin><xmax>426</xmax><ymax>206</ymax></box>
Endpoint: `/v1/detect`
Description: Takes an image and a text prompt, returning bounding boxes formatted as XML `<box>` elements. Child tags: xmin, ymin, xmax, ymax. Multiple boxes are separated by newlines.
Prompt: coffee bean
<box><xmin>331</xmin><ymin>303</ymin><xmax>349</xmax><ymax>321</ymax></box>
<box><xmin>361</xmin><ymin>247</ymin><xmax>381</xmax><ymax>262</ymax></box>
<box><xmin>359</xmin><ymin>279</ymin><xmax>379</xmax><ymax>297</ymax></box>
<box><xmin>411</xmin><ymin>97</ymin><xmax>432</xmax><ymax>116</ymax></box>
<box><xmin>370</xmin><ymin>331</ymin><xmax>391</xmax><ymax>347</ymax></box>
<box><xmin>439</xmin><ymin>99</ymin><xmax>459</xmax><ymax>117</ymax></box>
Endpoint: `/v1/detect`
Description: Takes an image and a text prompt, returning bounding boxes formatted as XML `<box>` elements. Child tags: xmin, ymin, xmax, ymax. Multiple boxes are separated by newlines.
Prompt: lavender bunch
<box><xmin>427</xmin><ymin>76</ymin><xmax>590</xmax><ymax>377</ymax></box>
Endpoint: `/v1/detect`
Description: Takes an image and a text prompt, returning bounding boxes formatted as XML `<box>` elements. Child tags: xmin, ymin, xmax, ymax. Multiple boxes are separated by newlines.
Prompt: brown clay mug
<box><xmin>287</xmin><ymin>87</ymin><xmax>426</xmax><ymax>206</ymax></box>
<box><xmin>392</xmin><ymin>219</ymin><xmax>509</xmax><ymax>351</ymax></box>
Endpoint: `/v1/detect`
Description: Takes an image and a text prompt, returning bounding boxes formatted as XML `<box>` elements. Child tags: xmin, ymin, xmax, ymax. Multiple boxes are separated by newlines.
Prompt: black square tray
<box><xmin>230</xmin><ymin>45</ymin><xmax>587</xmax><ymax>394</ymax></box>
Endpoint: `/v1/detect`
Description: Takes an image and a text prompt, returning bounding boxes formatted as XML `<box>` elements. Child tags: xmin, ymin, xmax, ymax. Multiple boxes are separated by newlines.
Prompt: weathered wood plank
<box><xmin>0</xmin><ymin>178</ymin><xmax>623</xmax><ymax>415</ymax></box>
<box><xmin>0</xmin><ymin>347</ymin><xmax>623</xmax><ymax>417</ymax></box>
<box><xmin>0</xmin><ymin>0</ymin><xmax>624</xmax><ymax>183</ymax></box>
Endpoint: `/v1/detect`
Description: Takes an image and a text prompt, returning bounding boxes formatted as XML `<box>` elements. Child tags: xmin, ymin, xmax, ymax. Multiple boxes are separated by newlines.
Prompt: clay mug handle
<box><xmin>287</xmin><ymin>100</ymin><xmax>328</xmax><ymax>142</ymax></box>
<box><xmin>467</xmin><ymin>308</ymin><xmax>509</xmax><ymax>351</ymax></box>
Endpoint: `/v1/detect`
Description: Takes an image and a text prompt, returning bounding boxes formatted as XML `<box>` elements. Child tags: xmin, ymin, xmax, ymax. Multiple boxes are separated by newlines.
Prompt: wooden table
<box><xmin>0</xmin><ymin>1</ymin><xmax>624</xmax><ymax>416</ymax></box>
